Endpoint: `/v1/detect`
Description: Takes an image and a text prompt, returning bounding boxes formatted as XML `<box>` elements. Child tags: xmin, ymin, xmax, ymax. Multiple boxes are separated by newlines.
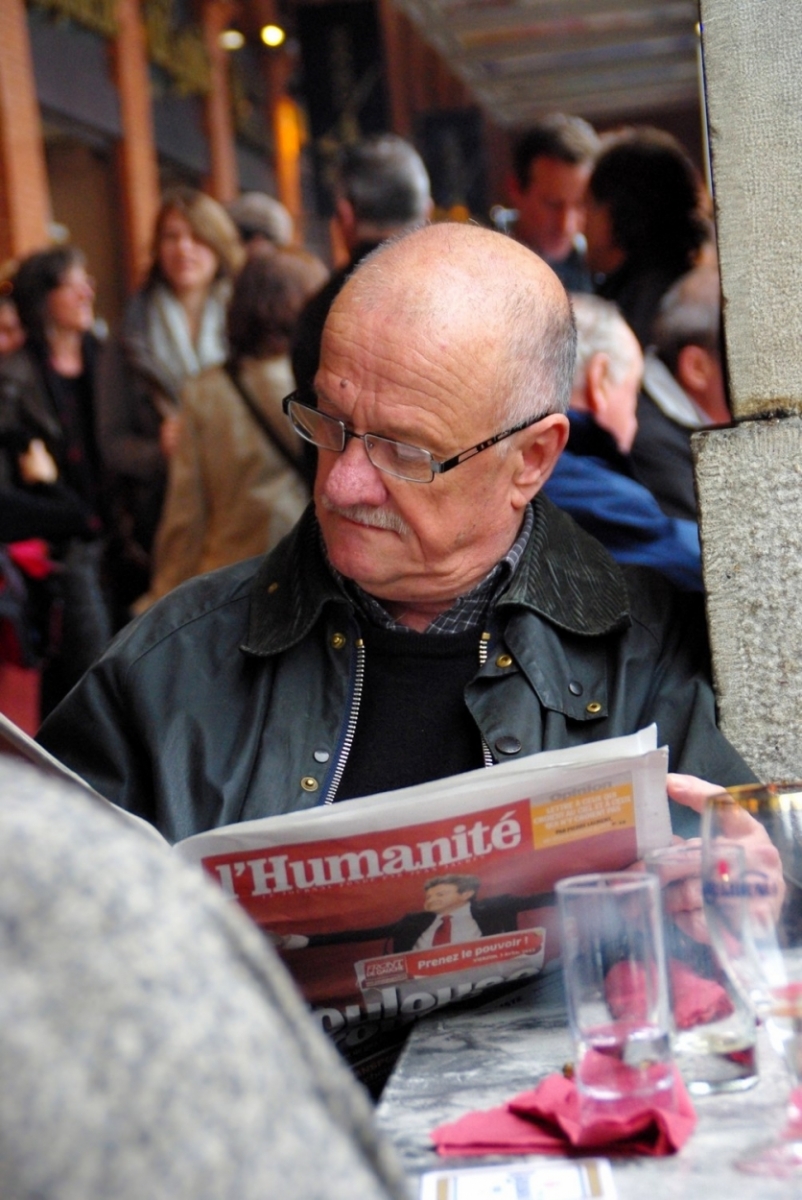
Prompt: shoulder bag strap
<box><xmin>223</xmin><ymin>363</ymin><xmax>310</xmax><ymax>483</ymax></box>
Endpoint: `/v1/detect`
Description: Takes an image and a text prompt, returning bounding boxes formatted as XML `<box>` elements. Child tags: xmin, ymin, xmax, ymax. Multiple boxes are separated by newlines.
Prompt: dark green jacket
<box><xmin>38</xmin><ymin>498</ymin><xmax>755</xmax><ymax>843</ymax></box>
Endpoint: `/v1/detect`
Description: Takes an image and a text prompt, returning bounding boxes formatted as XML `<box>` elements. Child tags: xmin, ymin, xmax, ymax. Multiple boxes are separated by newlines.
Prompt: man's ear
<box><xmin>676</xmin><ymin>343</ymin><xmax>714</xmax><ymax>394</ymax></box>
<box><xmin>510</xmin><ymin>412</ymin><xmax>570</xmax><ymax>508</ymax></box>
<box><xmin>584</xmin><ymin>351</ymin><xmax>611</xmax><ymax>422</ymax></box>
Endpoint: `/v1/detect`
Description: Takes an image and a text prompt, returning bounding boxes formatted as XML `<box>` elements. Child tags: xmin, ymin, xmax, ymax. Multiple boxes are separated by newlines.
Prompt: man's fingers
<box><xmin>666</xmin><ymin>773</ymin><xmax>723</xmax><ymax>814</ymax></box>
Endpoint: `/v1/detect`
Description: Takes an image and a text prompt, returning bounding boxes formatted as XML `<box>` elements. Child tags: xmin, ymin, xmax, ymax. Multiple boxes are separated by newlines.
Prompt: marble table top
<box><xmin>376</xmin><ymin>983</ymin><xmax>795</xmax><ymax>1198</ymax></box>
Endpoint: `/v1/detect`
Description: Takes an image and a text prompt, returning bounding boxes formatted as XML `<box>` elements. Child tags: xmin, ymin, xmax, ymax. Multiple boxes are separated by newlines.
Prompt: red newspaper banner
<box><xmin>200</xmin><ymin>792</ymin><xmax>637</xmax><ymax>1025</ymax></box>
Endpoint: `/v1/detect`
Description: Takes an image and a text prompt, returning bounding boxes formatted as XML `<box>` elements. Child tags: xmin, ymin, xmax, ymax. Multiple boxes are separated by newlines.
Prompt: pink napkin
<box><xmin>431</xmin><ymin>1057</ymin><xmax>696</xmax><ymax>1158</ymax></box>
<box><xmin>669</xmin><ymin>960</ymin><xmax>733</xmax><ymax>1029</ymax></box>
<box><xmin>604</xmin><ymin>958</ymin><xmax>733</xmax><ymax>1030</ymax></box>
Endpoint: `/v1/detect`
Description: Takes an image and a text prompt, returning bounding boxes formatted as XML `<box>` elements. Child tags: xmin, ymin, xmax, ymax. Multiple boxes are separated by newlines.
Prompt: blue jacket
<box><xmin>544</xmin><ymin>413</ymin><xmax>702</xmax><ymax>592</ymax></box>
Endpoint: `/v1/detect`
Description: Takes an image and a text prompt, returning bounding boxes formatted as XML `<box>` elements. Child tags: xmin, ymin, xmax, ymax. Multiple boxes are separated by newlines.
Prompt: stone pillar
<box><xmin>113</xmin><ymin>0</ymin><xmax>160</xmax><ymax>290</ymax></box>
<box><xmin>0</xmin><ymin>0</ymin><xmax>50</xmax><ymax>260</ymax></box>
<box><xmin>202</xmin><ymin>0</ymin><xmax>239</xmax><ymax>204</ymax></box>
<box><xmin>694</xmin><ymin>0</ymin><xmax>802</xmax><ymax>778</ymax></box>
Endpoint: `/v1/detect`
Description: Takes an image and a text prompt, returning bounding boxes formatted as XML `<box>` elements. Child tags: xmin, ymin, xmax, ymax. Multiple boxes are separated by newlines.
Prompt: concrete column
<box><xmin>202</xmin><ymin>0</ymin><xmax>238</xmax><ymax>204</ymax></box>
<box><xmin>113</xmin><ymin>0</ymin><xmax>160</xmax><ymax>290</ymax></box>
<box><xmin>694</xmin><ymin>0</ymin><xmax>802</xmax><ymax>777</ymax></box>
<box><xmin>0</xmin><ymin>0</ymin><xmax>50</xmax><ymax>260</ymax></box>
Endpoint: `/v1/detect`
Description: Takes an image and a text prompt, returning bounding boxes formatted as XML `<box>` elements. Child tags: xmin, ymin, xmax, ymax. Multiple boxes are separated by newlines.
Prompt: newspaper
<box><xmin>174</xmin><ymin>727</ymin><xmax>670</xmax><ymax>1082</ymax></box>
<box><xmin>1</xmin><ymin>714</ymin><xmax>671</xmax><ymax>1087</ymax></box>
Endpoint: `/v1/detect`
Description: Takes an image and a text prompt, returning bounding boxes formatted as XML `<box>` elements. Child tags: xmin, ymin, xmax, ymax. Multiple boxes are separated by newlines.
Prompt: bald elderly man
<box><xmin>38</xmin><ymin>224</ymin><xmax>754</xmax><ymax>841</ymax></box>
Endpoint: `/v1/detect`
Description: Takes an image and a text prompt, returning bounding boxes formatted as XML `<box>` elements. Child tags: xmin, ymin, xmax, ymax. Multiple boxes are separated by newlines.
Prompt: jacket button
<box><xmin>267</xmin><ymin>581</ymin><xmax>279</xmax><ymax>594</ymax></box>
<box><xmin>313</xmin><ymin>749</ymin><xmax>330</xmax><ymax>763</ymax></box>
<box><xmin>495</xmin><ymin>653</ymin><xmax>514</xmax><ymax>669</ymax></box>
<box><xmin>568</xmin><ymin>680</ymin><xmax>583</xmax><ymax>696</ymax></box>
<box><xmin>586</xmin><ymin>701</ymin><xmax>602</xmax><ymax>715</ymax></box>
<box><xmin>495</xmin><ymin>735</ymin><xmax>522</xmax><ymax>755</ymax></box>
<box><xmin>301</xmin><ymin>776</ymin><xmax>319</xmax><ymax>792</ymax></box>
<box><xmin>330</xmin><ymin>633</ymin><xmax>346</xmax><ymax>650</ymax></box>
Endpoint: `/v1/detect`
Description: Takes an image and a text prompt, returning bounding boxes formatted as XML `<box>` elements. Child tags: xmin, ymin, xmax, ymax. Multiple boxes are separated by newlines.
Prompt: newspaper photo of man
<box><xmin>276</xmin><ymin>875</ymin><xmax>551</xmax><ymax>955</ymax></box>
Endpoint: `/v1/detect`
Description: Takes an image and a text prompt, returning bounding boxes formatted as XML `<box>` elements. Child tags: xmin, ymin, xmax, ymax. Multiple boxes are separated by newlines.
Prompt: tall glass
<box><xmin>702</xmin><ymin>782</ymin><xmax>802</xmax><ymax>1176</ymax></box>
<box><xmin>556</xmin><ymin>872</ymin><xmax>673</xmax><ymax>1103</ymax></box>
<box><xmin>646</xmin><ymin>842</ymin><xmax>757</xmax><ymax>1095</ymax></box>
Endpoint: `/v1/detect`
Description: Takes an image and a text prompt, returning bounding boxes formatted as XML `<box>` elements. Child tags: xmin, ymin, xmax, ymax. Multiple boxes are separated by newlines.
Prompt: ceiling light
<box><xmin>260</xmin><ymin>24</ymin><xmax>286</xmax><ymax>48</ymax></box>
<box><xmin>219</xmin><ymin>28</ymin><xmax>245</xmax><ymax>50</ymax></box>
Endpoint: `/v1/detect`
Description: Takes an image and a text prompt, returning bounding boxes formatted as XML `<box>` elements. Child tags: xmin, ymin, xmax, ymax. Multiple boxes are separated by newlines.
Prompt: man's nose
<box><xmin>320</xmin><ymin>437</ymin><xmax>389</xmax><ymax>506</ymax></box>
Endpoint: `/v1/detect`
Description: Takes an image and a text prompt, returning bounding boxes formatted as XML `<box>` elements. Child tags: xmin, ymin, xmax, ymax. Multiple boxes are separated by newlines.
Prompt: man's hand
<box><xmin>668</xmin><ymin>772</ymin><xmax>785</xmax><ymax>923</ymax></box>
<box><xmin>270</xmin><ymin>933</ymin><xmax>310</xmax><ymax>951</ymax></box>
<box><xmin>666</xmin><ymin>772</ymin><xmax>725</xmax><ymax>816</ymax></box>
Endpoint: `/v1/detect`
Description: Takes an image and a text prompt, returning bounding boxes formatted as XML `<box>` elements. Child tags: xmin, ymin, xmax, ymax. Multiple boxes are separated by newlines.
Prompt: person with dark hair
<box><xmin>585</xmin><ymin>127</ymin><xmax>710</xmax><ymax>347</ymax></box>
<box><xmin>0</xmin><ymin>246</ymin><xmax>110</xmax><ymax>709</ymax></box>
<box><xmin>280</xmin><ymin>875</ymin><xmax>551</xmax><ymax>954</ymax></box>
<box><xmin>97</xmin><ymin>187</ymin><xmax>244</xmax><ymax>611</ymax></box>
<box><xmin>630</xmin><ymin>265</ymin><xmax>731</xmax><ymax>522</ymax></box>
<box><xmin>135</xmin><ymin>248</ymin><xmax>328</xmax><ymax>610</ymax></box>
<box><xmin>507</xmin><ymin>114</ymin><xmax>600</xmax><ymax>292</ymax></box>
<box><xmin>291</xmin><ymin>134</ymin><xmax>432</xmax><ymax>393</ymax></box>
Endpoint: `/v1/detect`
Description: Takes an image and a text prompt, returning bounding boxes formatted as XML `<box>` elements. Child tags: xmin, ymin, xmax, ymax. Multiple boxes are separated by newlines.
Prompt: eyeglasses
<box><xmin>282</xmin><ymin>392</ymin><xmax>546</xmax><ymax>484</ymax></box>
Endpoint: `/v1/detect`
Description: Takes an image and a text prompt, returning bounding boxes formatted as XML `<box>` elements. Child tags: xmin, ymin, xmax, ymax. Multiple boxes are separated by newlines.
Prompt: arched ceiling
<box><xmin>390</xmin><ymin>0</ymin><xmax>701</xmax><ymax>128</ymax></box>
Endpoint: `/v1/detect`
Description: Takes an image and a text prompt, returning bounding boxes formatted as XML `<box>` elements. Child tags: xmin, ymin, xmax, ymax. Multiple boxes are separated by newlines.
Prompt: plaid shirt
<box><xmin>328</xmin><ymin>504</ymin><xmax>534</xmax><ymax>634</ymax></box>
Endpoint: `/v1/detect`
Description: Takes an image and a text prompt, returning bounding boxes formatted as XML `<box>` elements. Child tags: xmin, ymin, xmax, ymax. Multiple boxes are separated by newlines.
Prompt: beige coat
<box><xmin>138</xmin><ymin>357</ymin><xmax>309</xmax><ymax>609</ymax></box>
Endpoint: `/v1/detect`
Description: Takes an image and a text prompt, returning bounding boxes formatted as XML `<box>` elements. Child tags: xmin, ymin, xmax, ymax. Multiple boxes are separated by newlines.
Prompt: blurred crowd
<box><xmin>0</xmin><ymin>119</ymin><xmax>729</xmax><ymax>728</ymax></box>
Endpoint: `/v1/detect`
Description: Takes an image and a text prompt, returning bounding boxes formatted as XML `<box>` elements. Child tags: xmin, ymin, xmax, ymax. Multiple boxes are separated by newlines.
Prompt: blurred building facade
<box><xmin>0</xmin><ymin>0</ymin><xmax>706</xmax><ymax>330</ymax></box>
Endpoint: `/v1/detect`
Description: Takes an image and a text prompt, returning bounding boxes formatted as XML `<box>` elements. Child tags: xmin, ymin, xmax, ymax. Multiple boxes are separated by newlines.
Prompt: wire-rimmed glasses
<box><xmin>282</xmin><ymin>392</ymin><xmax>546</xmax><ymax>483</ymax></box>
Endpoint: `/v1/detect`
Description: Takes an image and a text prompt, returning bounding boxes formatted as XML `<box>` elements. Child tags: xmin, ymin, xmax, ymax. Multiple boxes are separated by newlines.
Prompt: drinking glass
<box><xmin>702</xmin><ymin>782</ymin><xmax>802</xmax><ymax>1176</ymax></box>
<box><xmin>646</xmin><ymin>842</ymin><xmax>757</xmax><ymax>1094</ymax></box>
<box><xmin>555</xmin><ymin>872</ymin><xmax>673</xmax><ymax>1102</ymax></box>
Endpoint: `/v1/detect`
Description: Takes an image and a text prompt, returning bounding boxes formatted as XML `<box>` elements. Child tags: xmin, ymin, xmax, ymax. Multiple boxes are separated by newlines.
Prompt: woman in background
<box><xmin>0</xmin><ymin>246</ymin><xmax>109</xmax><ymax>711</ymax></box>
<box><xmin>98</xmin><ymin>186</ymin><xmax>243</xmax><ymax>612</ymax></box>
<box><xmin>137</xmin><ymin>248</ymin><xmax>328</xmax><ymax>611</ymax></box>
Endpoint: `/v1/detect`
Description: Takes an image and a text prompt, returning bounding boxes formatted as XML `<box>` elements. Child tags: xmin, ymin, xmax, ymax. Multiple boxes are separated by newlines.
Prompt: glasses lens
<box><xmin>288</xmin><ymin>401</ymin><xmax>345</xmax><ymax>451</ymax></box>
<box><xmin>365</xmin><ymin>434</ymin><xmax>434</xmax><ymax>482</ymax></box>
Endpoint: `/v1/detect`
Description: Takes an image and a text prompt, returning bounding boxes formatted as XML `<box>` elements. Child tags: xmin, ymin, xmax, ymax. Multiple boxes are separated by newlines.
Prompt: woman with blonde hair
<box><xmin>97</xmin><ymin>187</ymin><xmax>244</xmax><ymax>613</ymax></box>
<box><xmin>136</xmin><ymin>247</ymin><xmax>328</xmax><ymax>611</ymax></box>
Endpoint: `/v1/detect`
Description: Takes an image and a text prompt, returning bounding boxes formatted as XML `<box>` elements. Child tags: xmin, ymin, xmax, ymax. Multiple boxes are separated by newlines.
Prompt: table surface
<box><xmin>375</xmin><ymin>983</ymin><xmax>795</xmax><ymax>1198</ymax></box>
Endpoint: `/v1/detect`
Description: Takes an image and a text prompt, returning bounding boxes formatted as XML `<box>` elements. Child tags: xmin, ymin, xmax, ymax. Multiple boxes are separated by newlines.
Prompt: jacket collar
<box><xmin>243</xmin><ymin>496</ymin><xmax>630</xmax><ymax>657</ymax></box>
<box><xmin>496</xmin><ymin>494</ymin><xmax>630</xmax><ymax>636</ymax></box>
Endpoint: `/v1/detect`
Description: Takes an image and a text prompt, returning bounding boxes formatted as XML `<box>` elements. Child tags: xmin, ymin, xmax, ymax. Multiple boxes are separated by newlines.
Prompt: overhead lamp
<box><xmin>260</xmin><ymin>24</ymin><xmax>286</xmax><ymax>48</ymax></box>
<box><xmin>220</xmin><ymin>27</ymin><xmax>245</xmax><ymax>50</ymax></box>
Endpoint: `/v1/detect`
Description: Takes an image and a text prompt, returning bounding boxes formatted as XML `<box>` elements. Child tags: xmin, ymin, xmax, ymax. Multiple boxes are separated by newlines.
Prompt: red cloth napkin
<box><xmin>604</xmin><ymin>958</ymin><xmax>733</xmax><ymax>1031</ymax></box>
<box><xmin>431</xmin><ymin>1057</ymin><xmax>696</xmax><ymax>1158</ymax></box>
<box><xmin>669</xmin><ymin>960</ymin><xmax>733</xmax><ymax>1029</ymax></box>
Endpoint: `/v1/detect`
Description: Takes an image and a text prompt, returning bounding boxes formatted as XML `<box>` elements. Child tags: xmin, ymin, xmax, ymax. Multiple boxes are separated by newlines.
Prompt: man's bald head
<box><xmin>329</xmin><ymin>223</ymin><xmax>576</xmax><ymax>428</ymax></box>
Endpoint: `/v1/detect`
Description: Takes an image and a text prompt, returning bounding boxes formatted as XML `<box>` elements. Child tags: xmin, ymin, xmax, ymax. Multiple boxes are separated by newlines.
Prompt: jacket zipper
<box><xmin>325</xmin><ymin>626</ymin><xmax>492</xmax><ymax>802</ymax></box>
<box><xmin>479</xmin><ymin>630</ymin><xmax>494</xmax><ymax>768</ymax></box>
<box><xmin>324</xmin><ymin>635</ymin><xmax>365</xmax><ymax>804</ymax></box>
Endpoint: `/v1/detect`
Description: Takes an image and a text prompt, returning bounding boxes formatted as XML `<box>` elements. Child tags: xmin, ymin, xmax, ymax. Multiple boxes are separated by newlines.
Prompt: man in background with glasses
<box><xmin>39</xmin><ymin>223</ymin><xmax>754</xmax><ymax>840</ymax></box>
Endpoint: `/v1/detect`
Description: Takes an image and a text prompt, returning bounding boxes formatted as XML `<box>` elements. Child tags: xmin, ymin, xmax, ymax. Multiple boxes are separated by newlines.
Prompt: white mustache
<box><xmin>320</xmin><ymin>495</ymin><xmax>410</xmax><ymax>535</ymax></box>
